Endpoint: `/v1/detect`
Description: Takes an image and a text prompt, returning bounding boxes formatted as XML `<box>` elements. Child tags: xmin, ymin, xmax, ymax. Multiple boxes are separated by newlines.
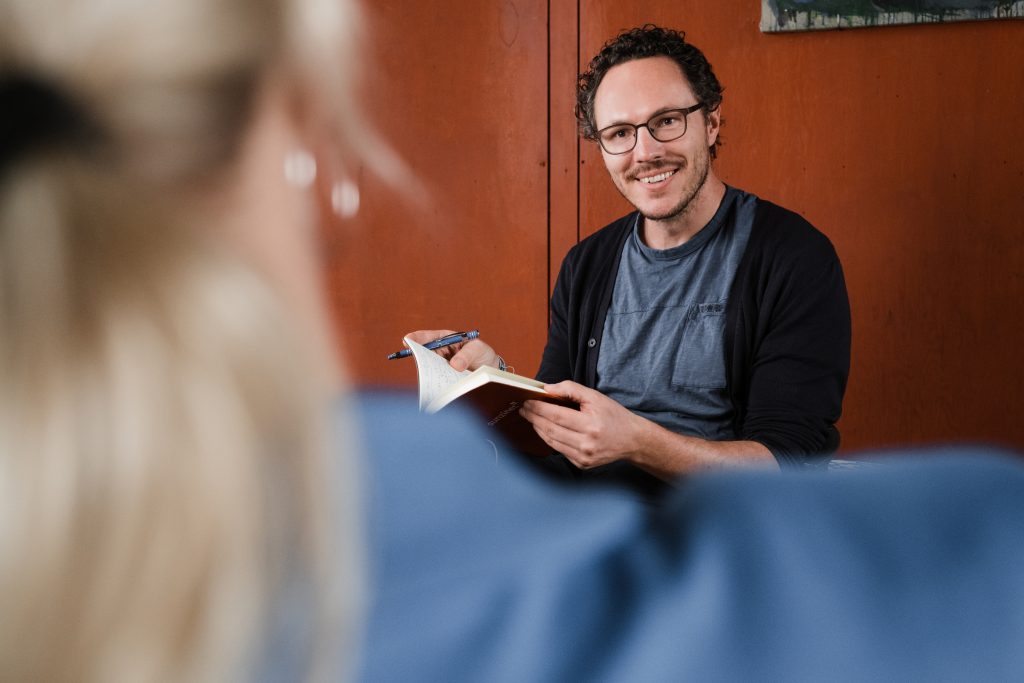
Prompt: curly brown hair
<box><xmin>576</xmin><ymin>25</ymin><xmax>724</xmax><ymax>158</ymax></box>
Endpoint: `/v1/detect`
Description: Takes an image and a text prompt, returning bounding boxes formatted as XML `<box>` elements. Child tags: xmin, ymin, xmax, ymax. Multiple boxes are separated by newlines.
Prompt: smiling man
<box><xmin>522</xmin><ymin>24</ymin><xmax>853</xmax><ymax>496</ymax></box>
<box><xmin>419</xmin><ymin>26</ymin><xmax>851</xmax><ymax>499</ymax></box>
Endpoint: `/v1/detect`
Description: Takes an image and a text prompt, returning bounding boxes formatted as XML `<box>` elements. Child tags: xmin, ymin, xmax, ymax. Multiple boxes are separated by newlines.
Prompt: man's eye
<box><xmin>654</xmin><ymin>116</ymin><xmax>678</xmax><ymax>128</ymax></box>
<box><xmin>611</xmin><ymin>128</ymin><xmax>630</xmax><ymax>138</ymax></box>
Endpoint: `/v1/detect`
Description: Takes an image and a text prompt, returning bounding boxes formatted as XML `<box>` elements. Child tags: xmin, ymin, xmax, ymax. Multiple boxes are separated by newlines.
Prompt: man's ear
<box><xmin>705</xmin><ymin>105</ymin><xmax>722</xmax><ymax>148</ymax></box>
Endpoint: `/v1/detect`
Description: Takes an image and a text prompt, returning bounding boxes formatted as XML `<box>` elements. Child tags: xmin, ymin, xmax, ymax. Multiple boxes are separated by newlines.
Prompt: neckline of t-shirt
<box><xmin>631</xmin><ymin>186</ymin><xmax>737</xmax><ymax>261</ymax></box>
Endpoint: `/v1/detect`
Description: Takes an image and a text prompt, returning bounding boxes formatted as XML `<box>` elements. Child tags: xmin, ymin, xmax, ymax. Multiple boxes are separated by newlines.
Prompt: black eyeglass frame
<box><xmin>594</xmin><ymin>102</ymin><xmax>705</xmax><ymax>155</ymax></box>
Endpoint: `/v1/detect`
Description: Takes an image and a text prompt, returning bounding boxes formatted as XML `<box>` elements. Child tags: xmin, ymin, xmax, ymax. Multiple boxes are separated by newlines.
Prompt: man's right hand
<box><xmin>405</xmin><ymin>329</ymin><xmax>501</xmax><ymax>372</ymax></box>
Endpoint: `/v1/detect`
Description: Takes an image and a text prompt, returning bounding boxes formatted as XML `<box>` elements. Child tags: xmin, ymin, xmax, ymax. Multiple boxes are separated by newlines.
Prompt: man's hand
<box><xmin>520</xmin><ymin>381</ymin><xmax>648</xmax><ymax>470</ymax></box>
<box><xmin>521</xmin><ymin>381</ymin><xmax>778</xmax><ymax>479</ymax></box>
<box><xmin>405</xmin><ymin>329</ymin><xmax>501</xmax><ymax>372</ymax></box>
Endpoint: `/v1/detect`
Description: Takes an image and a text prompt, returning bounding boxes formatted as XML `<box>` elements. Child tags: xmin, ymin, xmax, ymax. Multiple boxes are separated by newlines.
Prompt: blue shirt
<box><xmin>597</xmin><ymin>186</ymin><xmax>756</xmax><ymax>440</ymax></box>
<box><xmin>353</xmin><ymin>392</ymin><xmax>1024</xmax><ymax>682</ymax></box>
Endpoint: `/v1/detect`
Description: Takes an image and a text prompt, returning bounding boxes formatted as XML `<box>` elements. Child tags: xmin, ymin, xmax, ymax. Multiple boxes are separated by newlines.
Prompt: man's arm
<box><xmin>732</xmin><ymin>217</ymin><xmax>852</xmax><ymax>463</ymax></box>
<box><xmin>521</xmin><ymin>381</ymin><xmax>776</xmax><ymax>479</ymax></box>
<box><xmin>535</xmin><ymin>252</ymin><xmax>574</xmax><ymax>384</ymax></box>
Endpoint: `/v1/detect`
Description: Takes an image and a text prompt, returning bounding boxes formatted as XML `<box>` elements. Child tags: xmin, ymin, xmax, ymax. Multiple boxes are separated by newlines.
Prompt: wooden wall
<box><xmin>325</xmin><ymin>0</ymin><xmax>551</xmax><ymax>388</ymax></box>
<box><xmin>326</xmin><ymin>0</ymin><xmax>1024</xmax><ymax>455</ymax></box>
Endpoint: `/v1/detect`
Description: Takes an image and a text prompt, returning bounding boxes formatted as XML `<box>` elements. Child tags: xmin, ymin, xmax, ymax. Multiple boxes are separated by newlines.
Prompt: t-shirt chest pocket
<box><xmin>670</xmin><ymin>301</ymin><xmax>727</xmax><ymax>389</ymax></box>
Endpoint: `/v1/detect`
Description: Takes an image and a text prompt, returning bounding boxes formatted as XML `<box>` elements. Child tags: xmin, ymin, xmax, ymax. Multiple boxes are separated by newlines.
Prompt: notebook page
<box><xmin>404</xmin><ymin>337</ymin><xmax>470</xmax><ymax>410</ymax></box>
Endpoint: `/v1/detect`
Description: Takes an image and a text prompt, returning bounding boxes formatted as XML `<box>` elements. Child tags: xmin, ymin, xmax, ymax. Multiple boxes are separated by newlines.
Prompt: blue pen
<box><xmin>387</xmin><ymin>330</ymin><xmax>480</xmax><ymax>360</ymax></box>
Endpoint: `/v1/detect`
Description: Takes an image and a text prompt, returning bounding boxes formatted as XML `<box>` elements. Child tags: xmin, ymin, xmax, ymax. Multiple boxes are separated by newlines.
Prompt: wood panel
<box><xmin>325</xmin><ymin>0</ymin><xmax>551</xmax><ymax>387</ymax></box>
<box><xmin>549</xmin><ymin>0</ymin><xmax>580</xmax><ymax>295</ymax></box>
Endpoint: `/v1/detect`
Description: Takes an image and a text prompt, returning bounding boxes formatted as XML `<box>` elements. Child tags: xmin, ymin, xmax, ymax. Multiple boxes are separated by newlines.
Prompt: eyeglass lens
<box><xmin>599</xmin><ymin>109</ymin><xmax>694</xmax><ymax>154</ymax></box>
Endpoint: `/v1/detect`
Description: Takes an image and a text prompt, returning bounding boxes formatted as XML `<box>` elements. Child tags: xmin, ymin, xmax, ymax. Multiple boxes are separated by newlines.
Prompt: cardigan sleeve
<box><xmin>535</xmin><ymin>215</ymin><xmax>634</xmax><ymax>387</ymax></box>
<box><xmin>536</xmin><ymin>253</ymin><xmax>574</xmax><ymax>385</ymax></box>
<box><xmin>735</xmin><ymin>211</ymin><xmax>852</xmax><ymax>466</ymax></box>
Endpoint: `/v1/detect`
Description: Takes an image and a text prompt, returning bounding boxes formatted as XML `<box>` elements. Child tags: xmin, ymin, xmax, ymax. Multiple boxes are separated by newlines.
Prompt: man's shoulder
<box><xmin>748</xmin><ymin>196</ymin><xmax>839</xmax><ymax>260</ymax></box>
<box><xmin>750</xmin><ymin>196</ymin><xmax>818</xmax><ymax>237</ymax></box>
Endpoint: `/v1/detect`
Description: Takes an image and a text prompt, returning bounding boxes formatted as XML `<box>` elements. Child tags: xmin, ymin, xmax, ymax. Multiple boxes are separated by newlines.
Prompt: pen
<box><xmin>387</xmin><ymin>330</ymin><xmax>480</xmax><ymax>360</ymax></box>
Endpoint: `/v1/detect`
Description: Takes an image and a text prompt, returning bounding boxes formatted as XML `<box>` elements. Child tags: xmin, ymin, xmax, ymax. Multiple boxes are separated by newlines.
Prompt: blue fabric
<box><xmin>354</xmin><ymin>392</ymin><xmax>1024</xmax><ymax>682</ymax></box>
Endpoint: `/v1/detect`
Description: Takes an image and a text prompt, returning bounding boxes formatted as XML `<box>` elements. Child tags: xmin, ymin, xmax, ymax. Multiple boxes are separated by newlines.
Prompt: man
<box><xmin>414</xmin><ymin>26</ymin><xmax>850</xmax><ymax>497</ymax></box>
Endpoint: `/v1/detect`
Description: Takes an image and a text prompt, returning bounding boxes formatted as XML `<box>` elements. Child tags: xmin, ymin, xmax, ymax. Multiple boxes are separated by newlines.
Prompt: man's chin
<box><xmin>638</xmin><ymin>200</ymin><xmax>694</xmax><ymax>222</ymax></box>
<box><xmin>632</xmin><ymin>165</ymin><xmax>709</xmax><ymax>223</ymax></box>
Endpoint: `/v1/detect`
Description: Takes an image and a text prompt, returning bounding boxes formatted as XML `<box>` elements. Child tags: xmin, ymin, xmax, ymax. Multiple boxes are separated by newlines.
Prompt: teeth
<box><xmin>639</xmin><ymin>170</ymin><xmax>675</xmax><ymax>184</ymax></box>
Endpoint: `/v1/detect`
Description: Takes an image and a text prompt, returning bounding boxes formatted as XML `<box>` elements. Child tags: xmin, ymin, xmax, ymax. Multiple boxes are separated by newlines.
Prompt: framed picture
<box><xmin>761</xmin><ymin>0</ymin><xmax>1024</xmax><ymax>32</ymax></box>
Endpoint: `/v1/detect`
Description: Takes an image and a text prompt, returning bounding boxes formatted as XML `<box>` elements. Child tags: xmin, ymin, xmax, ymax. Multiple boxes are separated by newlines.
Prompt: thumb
<box><xmin>542</xmin><ymin>380</ymin><xmax>589</xmax><ymax>404</ymax></box>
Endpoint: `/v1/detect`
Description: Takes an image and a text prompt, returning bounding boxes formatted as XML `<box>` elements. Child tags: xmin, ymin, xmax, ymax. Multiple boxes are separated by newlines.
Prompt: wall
<box><xmin>325</xmin><ymin>1</ymin><xmax>551</xmax><ymax>389</ymax></box>
<box><xmin>329</xmin><ymin>0</ymin><xmax>1024</xmax><ymax>455</ymax></box>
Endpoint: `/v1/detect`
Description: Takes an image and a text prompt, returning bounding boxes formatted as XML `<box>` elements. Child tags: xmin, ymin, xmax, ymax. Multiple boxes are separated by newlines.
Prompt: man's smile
<box><xmin>637</xmin><ymin>169</ymin><xmax>677</xmax><ymax>185</ymax></box>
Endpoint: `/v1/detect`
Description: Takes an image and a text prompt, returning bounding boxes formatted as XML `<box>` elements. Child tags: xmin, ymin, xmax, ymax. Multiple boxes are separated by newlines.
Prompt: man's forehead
<box><xmin>593</xmin><ymin>56</ymin><xmax>696</xmax><ymax>126</ymax></box>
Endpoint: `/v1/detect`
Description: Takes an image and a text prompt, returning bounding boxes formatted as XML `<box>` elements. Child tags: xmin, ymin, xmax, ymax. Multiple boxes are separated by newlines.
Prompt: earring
<box><xmin>283</xmin><ymin>148</ymin><xmax>317</xmax><ymax>188</ymax></box>
<box><xmin>331</xmin><ymin>179</ymin><xmax>360</xmax><ymax>218</ymax></box>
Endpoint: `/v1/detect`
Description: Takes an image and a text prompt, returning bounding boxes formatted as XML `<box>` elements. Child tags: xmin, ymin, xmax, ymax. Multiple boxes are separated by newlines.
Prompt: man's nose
<box><xmin>632</xmin><ymin>126</ymin><xmax>664</xmax><ymax>161</ymax></box>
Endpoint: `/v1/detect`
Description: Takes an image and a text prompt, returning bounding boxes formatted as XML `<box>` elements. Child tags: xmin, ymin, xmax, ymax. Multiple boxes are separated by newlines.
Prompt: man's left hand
<box><xmin>522</xmin><ymin>381</ymin><xmax>777</xmax><ymax>478</ymax></box>
<box><xmin>520</xmin><ymin>381</ymin><xmax>647</xmax><ymax>470</ymax></box>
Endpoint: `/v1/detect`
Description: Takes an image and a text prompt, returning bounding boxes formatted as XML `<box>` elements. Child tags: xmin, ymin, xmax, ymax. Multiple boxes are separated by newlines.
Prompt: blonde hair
<box><xmin>0</xmin><ymin>0</ymin><xmax>374</xmax><ymax>679</ymax></box>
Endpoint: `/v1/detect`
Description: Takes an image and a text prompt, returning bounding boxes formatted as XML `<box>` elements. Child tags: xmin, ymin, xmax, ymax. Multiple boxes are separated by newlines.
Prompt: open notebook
<box><xmin>404</xmin><ymin>337</ymin><xmax>576</xmax><ymax>456</ymax></box>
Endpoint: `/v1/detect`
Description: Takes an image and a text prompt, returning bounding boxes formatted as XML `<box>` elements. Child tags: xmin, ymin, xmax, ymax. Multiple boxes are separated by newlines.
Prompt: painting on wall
<box><xmin>761</xmin><ymin>0</ymin><xmax>1024</xmax><ymax>32</ymax></box>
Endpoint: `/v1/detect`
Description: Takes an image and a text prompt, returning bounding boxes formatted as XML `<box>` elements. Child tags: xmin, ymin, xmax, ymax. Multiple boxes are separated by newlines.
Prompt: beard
<box><xmin>619</xmin><ymin>144</ymin><xmax>712</xmax><ymax>223</ymax></box>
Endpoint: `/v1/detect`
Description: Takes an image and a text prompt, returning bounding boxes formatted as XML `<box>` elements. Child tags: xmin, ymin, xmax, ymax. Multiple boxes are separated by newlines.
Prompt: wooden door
<box><xmin>325</xmin><ymin>1</ymin><xmax>551</xmax><ymax>387</ymax></box>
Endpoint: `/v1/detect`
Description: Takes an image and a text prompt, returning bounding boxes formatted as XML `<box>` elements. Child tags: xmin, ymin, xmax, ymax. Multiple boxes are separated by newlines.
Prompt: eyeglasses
<box><xmin>594</xmin><ymin>103</ymin><xmax>704</xmax><ymax>155</ymax></box>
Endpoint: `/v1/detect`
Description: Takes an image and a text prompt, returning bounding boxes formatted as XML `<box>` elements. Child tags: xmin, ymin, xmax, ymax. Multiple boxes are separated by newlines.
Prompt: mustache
<box><xmin>626</xmin><ymin>159</ymin><xmax>684</xmax><ymax>181</ymax></box>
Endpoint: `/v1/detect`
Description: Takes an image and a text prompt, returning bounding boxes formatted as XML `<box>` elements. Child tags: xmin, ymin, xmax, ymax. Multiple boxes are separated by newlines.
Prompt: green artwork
<box><xmin>761</xmin><ymin>0</ymin><xmax>1024</xmax><ymax>31</ymax></box>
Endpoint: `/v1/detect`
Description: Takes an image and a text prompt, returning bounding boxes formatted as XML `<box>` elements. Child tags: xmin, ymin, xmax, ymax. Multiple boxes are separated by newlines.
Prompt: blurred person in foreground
<box><xmin>3</xmin><ymin>2</ymin><xmax>1024</xmax><ymax>683</ymax></box>
<box><xmin>0</xmin><ymin>0</ymin><xmax>381</xmax><ymax>678</ymax></box>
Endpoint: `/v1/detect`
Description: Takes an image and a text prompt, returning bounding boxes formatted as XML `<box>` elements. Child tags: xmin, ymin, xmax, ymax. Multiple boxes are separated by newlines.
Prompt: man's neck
<box><xmin>641</xmin><ymin>175</ymin><xmax>727</xmax><ymax>250</ymax></box>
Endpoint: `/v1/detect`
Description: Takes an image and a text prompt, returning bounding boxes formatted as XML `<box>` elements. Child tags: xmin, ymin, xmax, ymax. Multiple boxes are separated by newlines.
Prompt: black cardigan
<box><xmin>537</xmin><ymin>198</ymin><xmax>851</xmax><ymax>471</ymax></box>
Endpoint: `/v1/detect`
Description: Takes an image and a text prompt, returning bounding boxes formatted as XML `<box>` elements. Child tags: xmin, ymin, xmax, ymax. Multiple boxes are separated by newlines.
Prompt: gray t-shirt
<box><xmin>596</xmin><ymin>186</ymin><xmax>756</xmax><ymax>440</ymax></box>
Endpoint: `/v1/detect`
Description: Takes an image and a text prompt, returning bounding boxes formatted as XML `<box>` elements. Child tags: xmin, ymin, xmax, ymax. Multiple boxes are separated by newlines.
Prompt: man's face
<box><xmin>592</xmin><ymin>56</ymin><xmax>719</xmax><ymax>223</ymax></box>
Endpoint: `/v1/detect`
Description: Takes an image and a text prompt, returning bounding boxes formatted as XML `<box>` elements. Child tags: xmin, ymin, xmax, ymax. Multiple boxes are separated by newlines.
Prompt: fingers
<box><xmin>525</xmin><ymin>410</ymin><xmax>601</xmax><ymax>471</ymax></box>
<box><xmin>521</xmin><ymin>408</ymin><xmax>580</xmax><ymax>457</ymax></box>
<box><xmin>539</xmin><ymin>380</ymin><xmax>597</xmax><ymax>405</ymax></box>
<box><xmin>522</xmin><ymin>385</ymin><xmax>639</xmax><ymax>470</ymax></box>
<box><xmin>403</xmin><ymin>330</ymin><xmax>500</xmax><ymax>370</ymax></box>
<box><xmin>404</xmin><ymin>329</ymin><xmax>472</xmax><ymax>363</ymax></box>
<box><xmin>521</xmin><ymin>398</ymin><xmax>587</xmax><ymax>433</ymax></box>
<box><xmin>521</xmin><ymin>397</ymin><xmax>591</xmax><ymax>449</ymax></box>
<box><xmin>521</xmin><ymin>381</ymin><xmax>592</xmax><ymax>433</ymax></box>
<box><xmin>450</xmin><ymin>339</ymin><xmax>497</xmax><ymax>371</ymax></box>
